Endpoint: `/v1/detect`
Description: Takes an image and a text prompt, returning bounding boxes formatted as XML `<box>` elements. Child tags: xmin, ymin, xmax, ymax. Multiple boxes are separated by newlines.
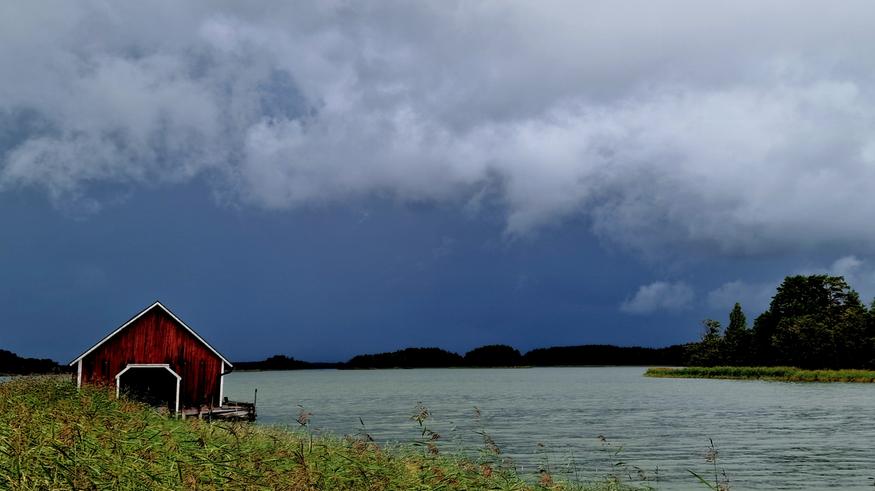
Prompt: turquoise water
<box><xmin>224</xmin><ymin>367</ymin><xmax>875</xmax><ymax>490</ymax></box>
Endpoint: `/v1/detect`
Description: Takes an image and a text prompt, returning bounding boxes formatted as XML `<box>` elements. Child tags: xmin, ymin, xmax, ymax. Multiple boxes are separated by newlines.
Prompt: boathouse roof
<box><xmin>68</xmin><ymin>301</ymin><xmax>233</xmax><ymax>367</ymax></box>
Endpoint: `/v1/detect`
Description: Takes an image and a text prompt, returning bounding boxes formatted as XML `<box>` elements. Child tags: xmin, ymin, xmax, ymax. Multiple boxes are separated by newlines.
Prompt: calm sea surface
<box><xmin>227</xmin><ymin>367</ymin><xmax>873</xmax><ymax>490</ymax></box>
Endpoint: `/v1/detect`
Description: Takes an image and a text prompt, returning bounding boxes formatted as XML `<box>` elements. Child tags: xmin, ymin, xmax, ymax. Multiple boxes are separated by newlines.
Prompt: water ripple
<box><xmin>225</xmin><ymin>367</ymin><xmax>875</xmax><ymax>490</ymax></box>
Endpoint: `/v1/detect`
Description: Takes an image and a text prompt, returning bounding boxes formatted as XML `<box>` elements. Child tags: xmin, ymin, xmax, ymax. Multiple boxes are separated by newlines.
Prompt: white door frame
<box><xmin>219</xmin><ymin>361</ymin><xmax>224</xmax><ymax>406</ymax></box>
<box><xmin>115</xmin><ymin>363</ymin><xmax>182</xmax><ymax>414</ymax></box>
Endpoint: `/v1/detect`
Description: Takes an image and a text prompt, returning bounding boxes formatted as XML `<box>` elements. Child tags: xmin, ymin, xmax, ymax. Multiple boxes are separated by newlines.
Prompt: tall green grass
<box><xmin>0</xmin><ymin>377</ymin><xmax>641</xmax><ymax>490</ymax></box>
<box><xmin>645</xmin><ymin>366</ymin><xmax>875</xmax><ymax>382</ymax></box>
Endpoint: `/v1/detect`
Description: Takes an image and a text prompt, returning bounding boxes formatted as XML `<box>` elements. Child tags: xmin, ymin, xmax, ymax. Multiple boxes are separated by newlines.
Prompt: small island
<box><xmin>647</xmin><ymin>274</ymin><xmax>875</xmax><ymax>382</ymax></box>
<box><xmin>645</xmin><ymin>366</ymin><xmax>875</xmax><ymax>383</ymax></box>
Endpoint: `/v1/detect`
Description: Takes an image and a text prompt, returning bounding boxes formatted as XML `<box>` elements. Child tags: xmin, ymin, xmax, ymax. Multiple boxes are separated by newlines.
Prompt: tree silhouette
<box><xmin>722</xmin><ymin>303</ymin><xmax>751</xmax><ymax>365</ymax></box>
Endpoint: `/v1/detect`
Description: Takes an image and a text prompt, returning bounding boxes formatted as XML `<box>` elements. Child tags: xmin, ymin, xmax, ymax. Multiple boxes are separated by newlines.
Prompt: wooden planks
<box><xmin>81</xmin><ymin>307</ymin><xmax>223</xmax><ymax>408</ymax></box>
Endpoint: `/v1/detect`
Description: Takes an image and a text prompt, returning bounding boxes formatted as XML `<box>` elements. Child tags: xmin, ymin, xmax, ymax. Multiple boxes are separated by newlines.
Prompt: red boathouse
<box><xmin>69</xmin><ymin>301</ymin><xmax>233</xmax><ymax>413</ymax></box>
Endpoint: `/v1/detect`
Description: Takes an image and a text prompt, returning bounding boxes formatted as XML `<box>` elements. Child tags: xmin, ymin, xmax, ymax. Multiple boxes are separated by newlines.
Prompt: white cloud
<box><xmin>708</xmin><ymin>255</ymin><xmax>875</xmax><ymax>316</ymax></box>
<box><xmin>707</xmin><ymin>280</ymin><xmax>775</xmax><ymax>315</ymax></box>
<box><xmin>829</xmin><ymin>255</ymin><xmax>864</xmax><ymax>278</ymax></box>
<box><xmin>789</xmin><ymin>255</ymin><xmax>875</xmax><ymax>302</ymax></box>
<box><xmin>824</xmin><ymin>255</ymin><xmax>875</xmax><ymax>303</ymax></box>
<box><xmin>3</xmin><ymin>2</ymin><xmax>875</xmax><ymax>256</ymax></box>
<box><xmin>620</xmin><ymin>281</ymin><xmax>694</xmax><ymax>314</ymax></box>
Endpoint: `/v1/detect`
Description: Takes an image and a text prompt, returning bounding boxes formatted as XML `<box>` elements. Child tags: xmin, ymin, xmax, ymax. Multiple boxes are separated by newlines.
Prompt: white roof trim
<box><xmin>116</xmin><ymin>363</ymin><xmax>181</xmax><ymax>381</ymax></box>
<box><xmin>68</xmin><ymin>301</ymin><xmax>233</xmax><ymax>367</ymax></box>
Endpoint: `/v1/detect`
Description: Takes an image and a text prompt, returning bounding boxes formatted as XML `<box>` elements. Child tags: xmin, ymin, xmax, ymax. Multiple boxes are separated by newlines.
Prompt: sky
<box><xmin>3</xmin><ymin>1</ymin><xmax>875</xmax><ymax>362</ymax></box>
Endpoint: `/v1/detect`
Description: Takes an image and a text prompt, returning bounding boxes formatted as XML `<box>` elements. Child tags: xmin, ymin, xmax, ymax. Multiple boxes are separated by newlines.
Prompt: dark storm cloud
<box><xmin>2</xmin><ymin>1</ymin><xmax>875</xmax><ymax>255</ymax></box>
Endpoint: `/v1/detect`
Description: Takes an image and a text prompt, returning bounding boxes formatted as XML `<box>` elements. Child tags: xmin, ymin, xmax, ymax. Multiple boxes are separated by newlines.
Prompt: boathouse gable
<box><xmin>69</xmin><ymin>301</ymin><xmax>231</xmax><ymax>411</ymax></box>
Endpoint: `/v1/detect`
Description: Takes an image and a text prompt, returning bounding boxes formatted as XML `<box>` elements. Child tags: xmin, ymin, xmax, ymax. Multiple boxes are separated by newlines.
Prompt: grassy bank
<box><xmin>645</xmin><ymin>366</ymin><xmax>875</xmax><ymax>382</ymax></box>
<box><xmin>0</xmin><ymin>377</ymin><xmax>638</xmax><ymax>491</ymax></box>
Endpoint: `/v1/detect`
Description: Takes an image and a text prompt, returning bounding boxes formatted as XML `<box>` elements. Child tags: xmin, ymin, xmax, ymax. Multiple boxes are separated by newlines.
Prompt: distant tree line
<box><xmin>524</xmin><ymin>344</ymin><xmax>688</xmax><ymax>367</ymax></box>
<box><xmin>233</xmin><ymin>355</ymin><xmax>338</xmax><ymax>371</ymax></box>
<box><xmin>234</xmin><ymin>344</ymin><xmax>690</xmax><ymax>370</ymax></box>
<box><xmin>687</xmin><ymin>274</ymin><xmax>875</xmax><ymax>369</ymax></box>
<box><xmin>0</xmin><ymin>349</ymin><xmax>66</xmax><ymax>375</ymax></box>
<box><xmin>340</xmin><ymin>343</ymin><xmax>688</xmax><ymax>369</ymax></box>
<box><xmin>345</xmin><ymin>347</ymin><xmax>465</xmax><ymax>369</ymax></box>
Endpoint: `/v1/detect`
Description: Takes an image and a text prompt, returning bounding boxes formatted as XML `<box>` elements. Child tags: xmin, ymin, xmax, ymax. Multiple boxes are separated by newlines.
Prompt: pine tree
<box><xmin>722</xmin><ymin>303</ymin><xmax>750</xmax><ymax>365</ymax></box>
<box><xmin>688</xmin><ymin>319</ymin><xmax>724</xmax><ymax>366</ymax></box>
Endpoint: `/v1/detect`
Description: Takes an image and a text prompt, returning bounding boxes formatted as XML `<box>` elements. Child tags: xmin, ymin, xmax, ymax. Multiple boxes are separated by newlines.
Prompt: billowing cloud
<box><xmin>707</xmin><ymin>255</ymin><xmax>875</xmax><ymax>317</ymax></box>
<box><xmin>620</xmin><ymin>281</ymin><xmax>694</xmax><ymax>314</ymax></box>
<box><xmin>3</xmin><ymin>2</ymin><xmax>875</xmax><ymax>255</ymax></box>
<box><xmin>795</xmin><ymin>255</ymin><xmax>875</xmax><ymax>303</ymax></box>
<box><xmin>707</xmin><ymin>280</ymin><xmax>775</xmax><ymax>316</ymax></box>
<box><xmin>820</xmin><ymin>255</ymin><xmax>875</xmax><ymax>303</ymax></box>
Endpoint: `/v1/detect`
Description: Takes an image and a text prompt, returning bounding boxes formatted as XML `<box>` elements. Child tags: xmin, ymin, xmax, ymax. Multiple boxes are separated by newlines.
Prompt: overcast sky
<box><xmin>3</xmin><ymin>1</ymin><xmax>875</xmax><ymax>362</ymax></box>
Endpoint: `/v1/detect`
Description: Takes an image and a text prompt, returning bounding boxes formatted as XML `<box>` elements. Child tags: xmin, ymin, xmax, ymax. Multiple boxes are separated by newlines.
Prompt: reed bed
<box><xmin>0</xmin><ymin>377</ymin><xmax>638</xmax><ymax>491</ymax></box>
<box><xmin>645</xmin><ymin>366</ymin><xmax>875</xmax><ymax>382</ymax></box>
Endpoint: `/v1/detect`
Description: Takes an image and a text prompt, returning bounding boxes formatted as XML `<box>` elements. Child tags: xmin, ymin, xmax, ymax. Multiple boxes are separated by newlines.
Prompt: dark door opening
<box><xmin>118</xmin><ymin>367</ymin><xmax>177</xmax><ymax>411</ymax></box>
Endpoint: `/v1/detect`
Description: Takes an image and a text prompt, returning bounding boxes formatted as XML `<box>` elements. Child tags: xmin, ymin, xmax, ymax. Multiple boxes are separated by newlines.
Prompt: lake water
<box><xmin>225</xmin><ymin>367</ymin><xmax>875</xmax><ymax>490</ymax></box>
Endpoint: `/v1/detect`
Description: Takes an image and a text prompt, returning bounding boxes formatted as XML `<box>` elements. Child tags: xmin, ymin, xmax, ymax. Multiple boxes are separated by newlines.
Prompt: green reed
<box><xmin>0</xmin><ymin>376</ymin><xmax>641</xmax><ymax>491</ymax></box>
<box><xmin>645</xmin><ymin>366</ymin><xmax>875</xmax><ymax>382</ymax></box>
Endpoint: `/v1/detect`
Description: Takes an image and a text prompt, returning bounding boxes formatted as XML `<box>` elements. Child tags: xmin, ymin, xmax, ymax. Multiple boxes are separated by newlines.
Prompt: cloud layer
<box><xmin>3</xmin><ymin>2</ymin><xmax>875</xmax><ymax>255</ymax></box>
<box><xmin>620</xmin><ymin>281</ymin><xmax>694</xmax><ymax>314</ymax></box>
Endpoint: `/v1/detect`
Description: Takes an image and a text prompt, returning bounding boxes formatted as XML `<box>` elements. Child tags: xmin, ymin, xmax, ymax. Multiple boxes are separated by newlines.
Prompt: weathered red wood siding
<box><xmin>81</xmin><ymin>308</ymin><xmax>222</xmax><ymax>408</ymax></box>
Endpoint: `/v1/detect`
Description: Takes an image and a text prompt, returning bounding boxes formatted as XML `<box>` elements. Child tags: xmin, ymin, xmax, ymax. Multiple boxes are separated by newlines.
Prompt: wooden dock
<box><xmin>181</xmin><ymin>398</ymin><xmax>256</xmax><ymax>421</ymax></box>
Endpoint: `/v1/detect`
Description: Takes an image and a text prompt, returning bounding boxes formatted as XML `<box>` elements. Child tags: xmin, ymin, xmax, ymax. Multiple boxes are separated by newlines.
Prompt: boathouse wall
<box><xmin>73</xmin><ymin>303</ymin><xmax>228</xmax><ymax>409</ymax></box>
